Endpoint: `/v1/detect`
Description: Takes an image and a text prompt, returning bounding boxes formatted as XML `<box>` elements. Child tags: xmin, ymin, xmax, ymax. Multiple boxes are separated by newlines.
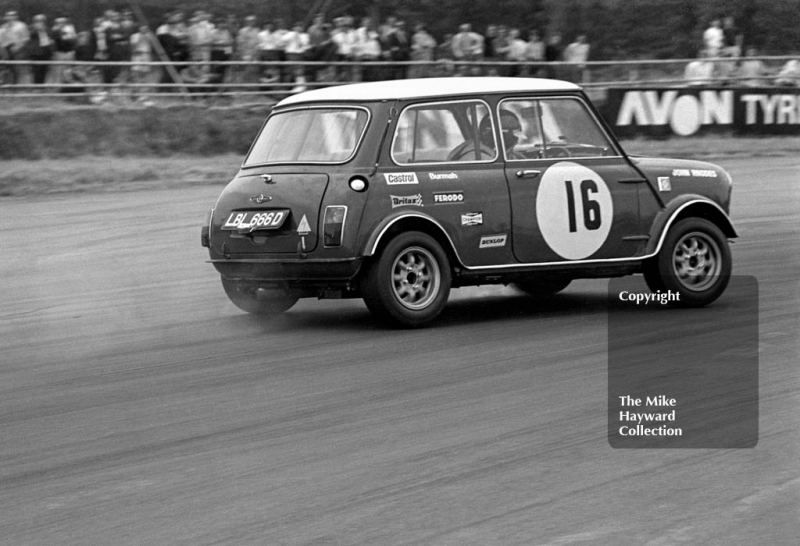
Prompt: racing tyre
<box><xmin>515</xmin><ymin>278</ymin><xmax>571</xmax><ymax>298</ymax></box>
<box><xmin>221</xmin><ymin>277</ymin><xmax>299</xmax><ymax>315</ymax></box>
<box><xmin>642</xmin><ymin>218</ymin><xmax>731</xmax><ymax>307</ymax></box>
<box><xmin>361</xmin><ymin>231</ymin><xmax>452</xmax><ymax>327</ymax></box>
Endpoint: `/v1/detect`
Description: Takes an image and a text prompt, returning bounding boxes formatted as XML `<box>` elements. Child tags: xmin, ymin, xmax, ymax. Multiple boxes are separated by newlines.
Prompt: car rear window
<box><xmin>245</xmin><ymin>107</ymin><xmax>369</xmax><ymax>165</ymax></box>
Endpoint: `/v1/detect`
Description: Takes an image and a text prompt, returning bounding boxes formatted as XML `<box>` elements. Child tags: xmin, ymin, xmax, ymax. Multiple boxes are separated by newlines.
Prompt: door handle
<box><xmin>516</xmin><ymin>169</ymin><xmax>541</xmax><ymax>179</ymax></box>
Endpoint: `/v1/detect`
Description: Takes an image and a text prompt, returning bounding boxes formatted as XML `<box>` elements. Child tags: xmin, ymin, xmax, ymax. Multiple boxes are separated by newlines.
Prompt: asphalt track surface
<box><xmin>1</xmin><ymin>157</ymin><xmax>798</xmax><ymax>546</ymax></box>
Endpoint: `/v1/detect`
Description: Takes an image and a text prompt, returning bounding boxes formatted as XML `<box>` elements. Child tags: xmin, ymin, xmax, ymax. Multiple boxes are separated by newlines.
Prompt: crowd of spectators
<box><xmin>684</xmin><ymin>16</ymin><xmax>800</xmax><ymax>86</ymax></box>
<box><xmin>0</xmin><ymin>8</ymin><xmax>596</xmax><ymax>97</ymax></box>
<box><xmin>2</xmin><ymin>7</ymin><xmax>800</xmax><ymax>99</ymax></box>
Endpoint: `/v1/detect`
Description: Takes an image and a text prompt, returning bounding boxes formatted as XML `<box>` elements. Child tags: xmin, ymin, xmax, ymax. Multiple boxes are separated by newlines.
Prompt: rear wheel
<box><xmin>221</xmin><ymin>277</ymin><xmax>299</xmax><ymax>315</ymax></box>
<box><xmin>361</xmin><ymin>231</ymin><xmax>451</xmax><ymax>327</ymax></box>
<box><xmin>643</xmin><ymin>218</ymin><xmax>731</xmax><ymax>306</ymax></box>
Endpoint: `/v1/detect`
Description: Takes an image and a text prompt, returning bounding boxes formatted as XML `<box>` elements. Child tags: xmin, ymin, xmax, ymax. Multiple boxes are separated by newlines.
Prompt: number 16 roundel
<box><xmin>535</xmin><ymin>162</ymin><xmax>613</xmax><ymax>260</ymax></box>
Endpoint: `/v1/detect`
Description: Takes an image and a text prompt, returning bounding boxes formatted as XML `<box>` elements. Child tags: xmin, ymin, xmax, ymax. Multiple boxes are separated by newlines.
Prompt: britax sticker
<box><xmin>390</xmin><ymin>194</ymin><xmax>423</xmax><ymax>208</ymax></box>
<box><xmin>433</xmin><ymin>191</ymin><xmax>464</xmax><ymax>204</ymax></box>
<box><xmin>658</xmin><ymin>177</ymin><xmax>672</xmax><ymax>192</ymax></box>
<box><xmin>461</xmin><ymin>212</ymin><xmax>483</xmax><ymax>226</ymax></box>
<box><xmin>384</xmin><ymin>172</ymin><xmax>419</xmax><ymax>185</ymax></box>
<box><xmin>479</xmin><ymin>234</ymin><xmax>507</xmax><ymax>248</ymax></box>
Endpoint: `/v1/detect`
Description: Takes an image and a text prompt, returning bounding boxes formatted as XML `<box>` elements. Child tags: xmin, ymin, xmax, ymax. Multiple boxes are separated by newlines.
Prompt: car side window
<box><xmin>500</xmin><ymin>98</ymin><xmax>616</xmax><ymax>160</ymax></box>
<box><xmin>392</xmin><ymin>100</ymin><xmax>496</xmax><ymax>164</ymax></box>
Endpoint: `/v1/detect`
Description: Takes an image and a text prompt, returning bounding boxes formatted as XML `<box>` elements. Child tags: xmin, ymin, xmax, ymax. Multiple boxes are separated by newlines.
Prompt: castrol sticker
<box><xmin>535</xmin><ymin>162</ymin><xmax>613</xmax><ymax>260</ymax></box>
<box><xmin>384</xmin><ymin>172</ymin><xmax>419</xmax><ymax>185</ymax></box>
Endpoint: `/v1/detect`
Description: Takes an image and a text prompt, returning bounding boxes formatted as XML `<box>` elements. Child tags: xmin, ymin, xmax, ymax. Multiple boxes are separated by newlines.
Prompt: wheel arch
<box><xmin>361</xmin><ymin>213</ymin><xmax>462</xmax><ymax>268</ymax></box>
<box><xmin>646</xmin><ymin>197</ymin><xmax>737</xmax><ymax>257</ymax></box>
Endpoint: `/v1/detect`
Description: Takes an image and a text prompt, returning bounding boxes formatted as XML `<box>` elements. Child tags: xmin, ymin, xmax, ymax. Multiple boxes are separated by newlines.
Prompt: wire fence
<box><xmin>1</xmin><ymin>56</ymin><xmax>798</xmax><ymax>102</ymax></box>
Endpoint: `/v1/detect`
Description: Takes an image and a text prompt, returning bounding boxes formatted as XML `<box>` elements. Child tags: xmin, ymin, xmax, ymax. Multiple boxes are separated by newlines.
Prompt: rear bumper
<box><xmin>210</xmin><ymin>257</ymin><xmax>364</xmax><ymax>285</ymax></box>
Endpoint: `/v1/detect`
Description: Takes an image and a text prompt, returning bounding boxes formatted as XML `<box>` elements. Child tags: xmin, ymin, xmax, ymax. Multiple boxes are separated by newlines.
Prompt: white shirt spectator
<box><xmin>703</xmin><ymin>21</ymin><xmax>724</xmax><ymax>56</ymax></box>
<box><xmin>283</xmin><ymin>28</ymin><xmax>309</xmax><ymax>56</ymax></box>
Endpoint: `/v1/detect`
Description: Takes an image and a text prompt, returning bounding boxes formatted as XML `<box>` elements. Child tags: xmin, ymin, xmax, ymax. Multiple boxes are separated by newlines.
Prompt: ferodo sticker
<box><xmin>433</xmin><ymin>191</ymin><xmax>464</xmax><ymax>204</ymax></box>
<box><xmin>479</xmin><ymin>234</ymin><xmax>507</xmax><ymax>248</ymax></box>
<box><xmin>384</xmin><ymin>172</ymin><xmax>419</xmax><ymax>185</ymax></box>
<box><xmin>535</xmin><ymin>162</ymin><xmax>613</xmax><ymax>260</ymax></box>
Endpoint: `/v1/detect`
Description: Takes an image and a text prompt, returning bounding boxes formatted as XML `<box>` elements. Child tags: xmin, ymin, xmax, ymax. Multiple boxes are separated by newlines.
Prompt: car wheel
<box><xmin>643</xmin><ymin>218</ymin><xmax>731</xmax><ymax>306</ymax></box>
<box><xmin>221</xmin><ymin>277</ymin><xmax>299</xmax><ymax>315</ymax></box>
<box><xmin>515</xmin><ymin>278</ymin><xmax>571</xmax><ymax>298</ymax></box>
<box><xmin>362</xmin><ymin>231</ymin><xmax>451</xmax><ymax>327</ymax></box>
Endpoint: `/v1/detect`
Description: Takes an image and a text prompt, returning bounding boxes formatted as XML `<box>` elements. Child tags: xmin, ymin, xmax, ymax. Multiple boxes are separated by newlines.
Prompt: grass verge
<box><xmin>0</xmin><ymin>136</ymin><xmax>797</xmax><ymax>198</ymax></box>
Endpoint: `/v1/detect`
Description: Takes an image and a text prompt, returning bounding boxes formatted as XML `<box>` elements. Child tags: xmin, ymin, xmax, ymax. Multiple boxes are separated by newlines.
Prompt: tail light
<box><xmin>323</xmin><ymin>206</ymin><xmax>347</xmax><ymax>247</ymax></box>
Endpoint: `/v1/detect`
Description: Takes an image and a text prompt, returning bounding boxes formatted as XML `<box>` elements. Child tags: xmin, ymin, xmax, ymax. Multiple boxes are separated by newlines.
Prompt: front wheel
<box><xmin>361</xmin><ymin>231</ymin><xmax>452</xmax><ymax>327</ymax></box>
<box><xmin>643</xmin><ymin>218</ymin><xmax>731</xmax><ymax>307</ymax></box>
<box><xmin>221</xmin><ymin>277</ymin><xmax>299</xmax><ymax>315</ymax></box>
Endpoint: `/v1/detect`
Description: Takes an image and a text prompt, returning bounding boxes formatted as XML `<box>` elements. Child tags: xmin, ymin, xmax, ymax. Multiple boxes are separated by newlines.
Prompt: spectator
<box><xmin>332</xmin><ymin>16</ymin><xmax>357</xmax><ymax>80</ymax></box>
<box><xmin>211</xmin><ymin>15</ymin><xmax>236</xmax><ymax>83</ymax></box>
<box><xmin>27</xmin><ymin>14</ymin><xmax>54</xmax><ymax>85</ymax></box>
<box><xmin>354</xmin><ymin>17</ymin><xmax>381</xmax><ymax>78</ymax></box>
<box><xmin>410</xmin><ymin>23</ymin><xmax>436</xmax><ymax>78</ymax></box>
<box><xmin>257</xmin><ymin>21</ymin><xmax>282</xmax><ymax>83</ymax></box>
<box><xmin>90</xmin><ymin>15</ymin><xmax>108</xmax><ymax>60</ymax></box>
<box><xmin>703</xmin><ymin>19</ymin><xmax>724</xmax><ymax>57</ymax></box>
<box><xmin>51</xmin><ymin>16</ymin><xmax>77</xmax><ymax>86</ymax></box>
<box><xmin>492</xmin><ymin>26</ymin><xmax>510</xmax><ymax>74</ymax></box>
<box><xmin>525</xmin><ymin>29</ymin><xmax>545</xmax><ymax>76</ymax></box>
<box><xmin>235</xmin><ymin>15</ymin><xmax>260</xmax><ymax>83</ymax></box>
<box><xmin>775</xmin><ymin>58</ymin><xmax>800</xmax><ymax>86</ymax></box>
<box><xmin>684</xmin><ymin>50</ymin><xmax>714</xmax><ymax>86</ymax></box>
<box><xmin>283</xmin><ymin>22</ymin><xmax>309</xmax><ymax>91</ymax></box>
<box><xmin>722</xmin><ymin>16</ymin><xmax>743</xmax><ymax>58</ymax></box>
<box><xmin>130</xmin><ymin>24</ymin><xmax>154</xmax><ymax>102</ymax></box>
<box><xmin>383</xmin><ymin>18</ymin><xmax>410</xmax><ymax>80</ymax></box>
<box><xmin>452</xmin><ymin>23</ymin><xmax>484</xmax><ymax>63</ymax></box>
<box><xmin>156</xmin><ymin>12</ymin><xmax>190</xmax><ymax>89</ymax></box>
<box><xmin>736</xmin><ymin>47</ymin><xmax>768</xmax><ymax>87</ymax></box>
<box><xmin>506</xmin><ymin>28</ymin><xmax>527</xmax><ymax>77</ymax></box>
<box><xmin>104</xmin><ymin>10</ymin><xmax>131</xmax><ymax>87</ymax></box>
<box><xmin>188</xmin><ymin>10</ymin><xmax>214</xmax><ymax>65</ymax></box>
<box><xmin>544</xmin><ymin>32</ymin><xmax>562</xmax><ymax>78</ymax></box>
<box><xmin>2</xmin><ymin>10</ymin><xmax>30</xmax><ymax>83</ymax></box>
<box><xmin>563</xmin><ymin>34</ymin><xmax>590</xmax><ymax>82</ymax></box>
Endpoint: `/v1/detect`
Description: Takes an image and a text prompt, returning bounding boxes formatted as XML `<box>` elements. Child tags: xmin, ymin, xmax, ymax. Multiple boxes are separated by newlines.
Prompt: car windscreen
<box><xmin>244</xmin><ymin>107</ymin><xmax>369</xmax><ymax>166</ymax></box>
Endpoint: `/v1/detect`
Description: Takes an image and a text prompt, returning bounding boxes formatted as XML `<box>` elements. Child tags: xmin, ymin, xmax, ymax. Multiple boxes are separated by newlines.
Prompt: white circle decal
<box><xmin>670</xmin><ymin>94</ymin><xmax>701</xmax><ymax>136</ymax></box>
<box><xmin>536</xmin><ymin>162</ymin><xmax>613</xmax><ymax>260</ymax></box>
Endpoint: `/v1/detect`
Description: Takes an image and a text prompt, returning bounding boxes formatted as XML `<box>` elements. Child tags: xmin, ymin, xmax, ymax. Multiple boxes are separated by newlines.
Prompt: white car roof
<box><xmin>277</xmin><ymin>77</ymin><xmax>581</xmax><ymax>106</ymax></box>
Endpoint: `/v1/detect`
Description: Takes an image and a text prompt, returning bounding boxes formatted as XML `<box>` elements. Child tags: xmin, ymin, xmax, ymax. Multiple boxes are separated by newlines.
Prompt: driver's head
<box><xmin>499</xmin><ymin>109</ymin><xmax>522</xmax><ymax>150</ymax></box>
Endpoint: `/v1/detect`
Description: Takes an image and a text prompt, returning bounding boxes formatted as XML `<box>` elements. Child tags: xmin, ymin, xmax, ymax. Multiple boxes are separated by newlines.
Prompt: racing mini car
<box><xmin>202</xmin><ymin>78</ymin><xmax>736</xmax><ymax>327</ymax></box>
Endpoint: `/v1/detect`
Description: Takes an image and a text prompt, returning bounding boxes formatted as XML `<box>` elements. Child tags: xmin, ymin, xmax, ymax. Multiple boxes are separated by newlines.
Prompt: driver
<box><xmin>497</xmin><ymin>109</ymin><xmax>525</xmax><ymax>160</ymax></box>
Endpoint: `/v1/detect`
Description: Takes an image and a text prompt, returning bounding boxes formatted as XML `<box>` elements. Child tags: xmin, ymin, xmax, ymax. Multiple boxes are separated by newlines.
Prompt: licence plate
<box><xmin>222</xmin><ymin>209</ymin><xmax>290</xmax><ymax>232</ymax></box>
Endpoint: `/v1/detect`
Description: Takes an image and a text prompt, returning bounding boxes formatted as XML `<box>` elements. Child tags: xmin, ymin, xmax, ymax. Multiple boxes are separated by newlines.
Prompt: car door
<box><xmin>500</xmin><ymin>96</ymin><xmax>646</xmax><ymax>264</ymax></box>
<box><xmin>387</xmin><ymin>98</ymin><xmax>514</xmax><ymax>267</ymax></box>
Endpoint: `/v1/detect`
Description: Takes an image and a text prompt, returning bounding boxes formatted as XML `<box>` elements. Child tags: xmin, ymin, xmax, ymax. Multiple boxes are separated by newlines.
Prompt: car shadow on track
<box><xmin>235</xmin><ymin>286</ymin><xmax>612</xmax><ymax>332</ymax></box>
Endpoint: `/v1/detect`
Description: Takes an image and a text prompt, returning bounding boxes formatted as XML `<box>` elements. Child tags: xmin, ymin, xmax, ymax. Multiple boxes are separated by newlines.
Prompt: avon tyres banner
<box><xmin>602</xmin><ymin>88</ymin><xmax>800</xmax><ymax>137</ymax></box>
